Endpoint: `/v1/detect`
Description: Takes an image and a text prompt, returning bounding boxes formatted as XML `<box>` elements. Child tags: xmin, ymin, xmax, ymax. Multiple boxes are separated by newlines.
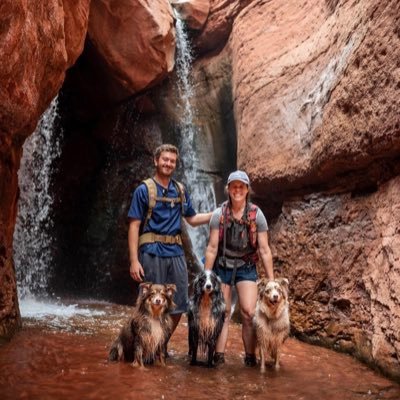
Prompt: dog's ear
<box><xmin>165</xmin><ymin>284</ymin><xmax>177</xmax><ymax>297</ymax></box>
<box><xmin>257</xmin><ymin>278</ymin><xmax>268</xmax><ymax>291</ymax></box>
<box><xmin>139</xmin><ymin>282</ymin><xmax>152</xmax><ymax>295</ymax></box>
<box><xmin>276</xmin><ymin>278</ymin><xmax>289</xmax><ymax>289</ymax></box>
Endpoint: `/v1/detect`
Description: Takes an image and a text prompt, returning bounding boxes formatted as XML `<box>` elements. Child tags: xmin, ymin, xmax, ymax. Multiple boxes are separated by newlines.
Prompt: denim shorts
<box><xmin>213</xmin><ymin>263</ymin><xmax>258</xmax><ymax>286</ymax></box>
<box><xmin>139</xmin><ymin>252</ymin><xmax>188</xmax><ymax>314</ymax></box>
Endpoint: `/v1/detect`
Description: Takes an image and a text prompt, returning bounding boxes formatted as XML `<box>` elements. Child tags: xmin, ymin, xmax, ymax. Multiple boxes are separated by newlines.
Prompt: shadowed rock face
<box><xmin>270</xmin><ymin>176</ymin><xmax>400</xmax><ymax>379</ymax></box>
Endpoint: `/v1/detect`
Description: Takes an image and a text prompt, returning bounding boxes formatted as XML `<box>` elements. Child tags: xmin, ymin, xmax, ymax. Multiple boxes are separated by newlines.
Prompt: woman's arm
<box><xmin>203</xmin><ymin>228</ymin><xmax>220</xmax><ymax>271</ymax></box>
<box><xmin>257</xmin><ymin>231</ymin><xmax>274</xmax><ymax>280</ymax></box>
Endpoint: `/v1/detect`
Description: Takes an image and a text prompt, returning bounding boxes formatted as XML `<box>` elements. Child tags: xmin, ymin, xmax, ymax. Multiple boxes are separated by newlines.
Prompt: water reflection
<box><xmin>1</xmin><ymin>302</ymin><xmax>399</xmax><ymax>400</ymax></box>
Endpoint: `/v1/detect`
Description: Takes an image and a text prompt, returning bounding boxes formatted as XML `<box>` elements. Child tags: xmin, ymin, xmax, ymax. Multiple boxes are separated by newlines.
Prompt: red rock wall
<box><xmin>270</xmin><ymin>176</ymin><xmax>400</xmax><ymax>378</ymax></box>
<box><xmin>1</xmin><ymin>0</ymin><xmax>399</xmax><ymax>381</ymax></box>
<box><xmin>0</xmin><ymin>0</ymin><xmax>90</xmax><ymax>341</ymax></box>
<box><xmin>227</xmin><ymin>0</ymin><xmax>400</xmax><ymax>378</ymax></box>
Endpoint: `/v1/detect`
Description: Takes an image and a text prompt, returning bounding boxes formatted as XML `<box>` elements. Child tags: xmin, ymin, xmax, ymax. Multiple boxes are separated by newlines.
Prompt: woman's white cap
<box><xmin>227</xmin><ymin>170</ymin><xmax>250</xmax><ymax>185</ymax></box>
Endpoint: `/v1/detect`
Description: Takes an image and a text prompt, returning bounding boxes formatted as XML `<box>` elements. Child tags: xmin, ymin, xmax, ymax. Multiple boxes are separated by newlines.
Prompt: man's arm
<box><xmin>185</xmin><ymin>212</ymin><xmax>213</xmax><ymax>227</ymax></box>
<box><xmin>128</xmin><ymin>219</ymin><xmax>145</xmax><ymax>282</ymax></box>
<box><xmin>257</xmin><ymin>231</ymin><xmax>274</xmax><ymax>280</ymax></box>
<box><xmin>203</xmin><ymin>228</ymin><xmax>220</xmax><ymax>270</ymax></box>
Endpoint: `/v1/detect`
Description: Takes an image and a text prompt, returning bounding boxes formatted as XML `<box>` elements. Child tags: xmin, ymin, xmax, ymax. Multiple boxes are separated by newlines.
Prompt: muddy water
<box><xmin>1</xmin><ymin>302</ymin><xmax>399</xmax><ymax>400</ymax></box>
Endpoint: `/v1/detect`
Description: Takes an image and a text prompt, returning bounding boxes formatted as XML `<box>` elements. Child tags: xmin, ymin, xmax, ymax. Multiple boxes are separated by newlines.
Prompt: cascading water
<box><xmin>13</xmin><ymin>97</ymin><xmax>106</xmax><ymax>321</ymax></box>
<box><xmin>13</xmin><ymin>97</ymin><xmax>62</xmax><ymax>300</ymax></box>
<box><xmin>174</xmin><ymin>15</ymin><xmax>217</xmax><ymax>262</ymax></box>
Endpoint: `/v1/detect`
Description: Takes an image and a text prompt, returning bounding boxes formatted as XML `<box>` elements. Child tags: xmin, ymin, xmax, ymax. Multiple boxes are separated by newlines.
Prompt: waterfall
<box><xmin>174</xmin><ymin>16</ymin><xmax>217</xmax><ymax>263</ymax></box>
<box><xmin>13</xmin><ymin>97</ymin><xmax>62</xmax><ymax>300</ymax></box>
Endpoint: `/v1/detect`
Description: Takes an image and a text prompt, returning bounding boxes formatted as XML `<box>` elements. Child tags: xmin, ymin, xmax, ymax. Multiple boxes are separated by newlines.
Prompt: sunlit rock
<box><xmin>0</xmin><ymin>0</ymin><xmax>89</xmax><ymax>138</ymax></box>
<box><xmin>88</xmin><ymin>0</ymin><xmax>175</xmax><ymax>96</ymax></box>
<box><xmin>229</xmin><ymin>0</ymin><xmax>400</xmax><ymax>198</ymax></box>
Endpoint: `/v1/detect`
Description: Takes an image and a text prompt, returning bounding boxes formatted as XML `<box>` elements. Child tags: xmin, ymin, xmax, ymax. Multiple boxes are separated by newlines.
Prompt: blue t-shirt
<box><xmin>128</xmin><ymin>179</ymin><xmax>196</xmax><ymax>257</ymax></box>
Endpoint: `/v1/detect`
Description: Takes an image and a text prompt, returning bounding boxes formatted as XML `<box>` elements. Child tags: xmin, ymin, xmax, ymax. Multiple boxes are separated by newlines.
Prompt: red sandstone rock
<box><xmin>88</xmin><ymin>0</ymin><xmax>175</xmax><ymax>95</ymax></box>
<box><xmin>230</xmin><ymin>0</ymin><xmax>400</xmax><ymax>193</ymax></box>
<box><xmin>170</xmin><ymin>0</ymin><xmax>210</xmax><ymax>30</ymax></box>
<box><xmin>270</xmin><ymin>176</ymin><xmax>400</xmax><ymax>380</ymax></box>
<box><xmin>0</xmin><ymin>0</ymin><xmax>90</xmax><ymax>340</ymax></box>
<box><xmin>224</xmin><ymin>0</ymin><xmax>400</xmax><ymax>379</ymax></box>
<box><xmin>0</xmin><ymin>0</ymin><xmax>89</xmax><ymax>139</ymax></box>
<box><xmin>193</xmin><ymin>0</ymin><xmax>251</xmax><ymax>54</ymax></box>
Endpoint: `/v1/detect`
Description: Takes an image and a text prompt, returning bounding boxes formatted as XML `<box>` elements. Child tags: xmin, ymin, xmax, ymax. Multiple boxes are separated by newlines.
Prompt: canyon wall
<box><xmin>0</xmin><ymin>0</ymin><xmax>90</xmax><ymax>341</ymax></box>
<box><xmin>228</xmin><ymin>0</ymin><xmax>400</xmax><ymax>378</ymax></box>
<box><xmin>1</xmin><ymin>0</ymin><xmax>399</xmax><ymax>380</ymax></box>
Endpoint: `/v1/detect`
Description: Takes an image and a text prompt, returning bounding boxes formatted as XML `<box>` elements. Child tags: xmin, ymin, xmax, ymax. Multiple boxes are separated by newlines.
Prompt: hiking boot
<box><xmin>244</xmin><ymin>353</ymin><xmax>257</xmax><ymax>367</ymax></box>
<box><xmin>213</xmin><ymin>352</ymin><xmax>225</xmax><ymax>366</ymax></box>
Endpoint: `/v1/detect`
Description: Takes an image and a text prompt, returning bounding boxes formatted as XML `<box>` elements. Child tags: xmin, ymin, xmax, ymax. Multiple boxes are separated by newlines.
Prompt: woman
<box><xmin>204</xmin><ymin>170</ymin><xmax>274</xmax><ymax>366</ymax></box>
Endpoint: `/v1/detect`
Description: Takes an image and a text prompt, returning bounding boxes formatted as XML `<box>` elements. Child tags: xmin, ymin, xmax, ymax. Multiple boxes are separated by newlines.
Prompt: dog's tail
<box><xmin>108</xmin><ymin>338</ymin><xmax>123</xmax><ymax>362</ymax></box>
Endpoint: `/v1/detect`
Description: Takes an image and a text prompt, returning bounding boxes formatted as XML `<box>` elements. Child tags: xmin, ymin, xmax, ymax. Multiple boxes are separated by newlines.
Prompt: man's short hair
<box><xmin>154</xmin><ymin>144</ymin><xmax>180</xmax><ymax>161</ymax></box>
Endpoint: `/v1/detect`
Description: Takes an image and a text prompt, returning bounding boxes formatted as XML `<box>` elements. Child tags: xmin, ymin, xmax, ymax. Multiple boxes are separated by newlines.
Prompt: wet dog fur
<box><xmin>188</xmin><ymin>269</ymin><xmax>225</xmax><ymax>367</ymax></box>
<box><xmin>254</xmin><ymin>278</ymin><xmax>290</xmax><ymax>373</ymax></box>
<box><xmin>108</xmin><ymin>282</ymin><xmax>176</xmax><ymax>368</ymax></box>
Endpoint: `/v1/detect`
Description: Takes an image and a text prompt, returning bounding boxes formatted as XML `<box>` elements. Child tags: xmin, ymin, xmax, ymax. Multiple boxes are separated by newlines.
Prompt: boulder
<box><xmin>0</xmin><ymin>0</ymin><xmax>90</xmax><ymax>139</ymax></box>
<box><xmin>229</xmin><ymin>0</ymin><xmax>400</xmax><ymax>200</ymax></box>
<box><xmin>88</xmin><ymin>0</ymin><xmax>175</xmax><ymax>96</ymax></box>
<box><xmin>193</xmin><ymin>0</ymin><xmax>251</xmax><ymax>54</ymax></box>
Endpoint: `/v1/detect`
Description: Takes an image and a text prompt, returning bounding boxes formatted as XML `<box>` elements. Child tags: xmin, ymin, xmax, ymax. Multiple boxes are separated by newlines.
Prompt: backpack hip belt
<box><xmin>139</xmin><ymin>232</ymin><xmax>183</xmax><ymax>247</ymax></box>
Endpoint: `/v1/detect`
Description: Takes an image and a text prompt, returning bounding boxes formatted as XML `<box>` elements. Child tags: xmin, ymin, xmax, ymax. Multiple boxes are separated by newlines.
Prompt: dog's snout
<box><xmin>206</xmin><ymin>284</ymin><xmax>212</xmax><ymax>290</ymax></box>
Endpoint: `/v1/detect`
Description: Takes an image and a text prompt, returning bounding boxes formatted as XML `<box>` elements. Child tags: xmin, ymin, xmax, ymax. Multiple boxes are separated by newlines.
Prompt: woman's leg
<box><xmin>236</xmin><ymin>280</ymin><xmax>258</xmax><ymax>355</ymax></box>
<box><xmin>215</xmin><ymin>283</ymin><xmax>233</xmax><ymax>353</ymax></box>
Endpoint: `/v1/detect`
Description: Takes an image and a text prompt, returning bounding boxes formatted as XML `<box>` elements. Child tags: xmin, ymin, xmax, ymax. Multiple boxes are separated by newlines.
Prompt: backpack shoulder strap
<box><xmin>218</xmin><ymin>201</ymin><xmax>229</xmax><ymax>255</ymax></box>
<box><xmin>142</xmin><ymin>178</ymin><xmax>157</xmax><ymax>229</ymax></box>
<box><xmin>247</xmin><ymin>202</ymin><xmax>258</xmax><ymax>248</ymax></box>
<box><xmin>248</xmin><ymin>202</ymin><xmax>258</xmax><ymax>220</ymax></box>
<box><xmin>172</xmin><ymin>179</ymin><xmax>186</xmax><ymax>215</ymax></box>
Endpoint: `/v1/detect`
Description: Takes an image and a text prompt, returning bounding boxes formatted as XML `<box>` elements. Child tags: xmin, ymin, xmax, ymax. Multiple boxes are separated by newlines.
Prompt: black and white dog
<box><xmin>188</xmin><ymin>269</ymin><xmax>225</xmax><ymax>367</ymax></box>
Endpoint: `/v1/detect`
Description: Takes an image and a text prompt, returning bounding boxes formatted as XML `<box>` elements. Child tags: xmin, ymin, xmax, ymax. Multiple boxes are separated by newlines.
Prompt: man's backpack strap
<box><xmin>142</xmin><ymin>178</ymin><xmax>157</xmax><ymax>230</ymax></box>
<box><xmin>172</xmin><ymin>179</ymin><xmax>186</xmax><ymax>216</ymax></box>
<box><xmin>141</xmin><ymin>178</ymin><xmax>186</xmax><ymax>230</ymax></box>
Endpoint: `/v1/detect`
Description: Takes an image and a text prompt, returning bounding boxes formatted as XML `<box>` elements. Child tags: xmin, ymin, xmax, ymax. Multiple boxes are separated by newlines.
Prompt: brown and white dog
<box><xmin>108</xmin><ymin>282</ymin><xmax>176</xmax><ymax>368</ymax></box>
<box><xmin>254</xmin><ymin>278</ymin><xmax>290</xmax><ymax>373</ymax></box>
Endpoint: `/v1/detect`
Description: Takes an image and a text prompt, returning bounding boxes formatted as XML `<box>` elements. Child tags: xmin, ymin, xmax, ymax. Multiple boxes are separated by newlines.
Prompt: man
<box><xmin>128</xmin><ymin>144</ymin><xmax>212</xmax><ymax>335</ymax></box>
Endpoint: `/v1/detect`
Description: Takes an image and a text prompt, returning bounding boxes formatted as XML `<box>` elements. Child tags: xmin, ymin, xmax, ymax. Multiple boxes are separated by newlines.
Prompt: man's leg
<box><xmin>170</xmin><ymin>313</ymin><xmax>182</xmax><ymax>334</ymax></box>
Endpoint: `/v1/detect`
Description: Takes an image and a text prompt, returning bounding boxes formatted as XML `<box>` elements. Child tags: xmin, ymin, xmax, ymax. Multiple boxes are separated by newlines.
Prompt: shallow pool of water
<box><xmin>1</xmin><ymin>300</ymin><xmax>399</xmax><ymax>400</ymax></box>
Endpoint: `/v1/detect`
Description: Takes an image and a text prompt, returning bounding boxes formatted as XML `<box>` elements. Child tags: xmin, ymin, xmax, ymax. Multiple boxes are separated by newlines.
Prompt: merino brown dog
<box><xmin>108</xmin><ymin>282</ymin><xmax>176</xmax><ymax>368</ymax></box>
<box><xmin>254</xmin><ymin>278</ymin><xmax>290</xmax><ymax>373</ymax></box>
